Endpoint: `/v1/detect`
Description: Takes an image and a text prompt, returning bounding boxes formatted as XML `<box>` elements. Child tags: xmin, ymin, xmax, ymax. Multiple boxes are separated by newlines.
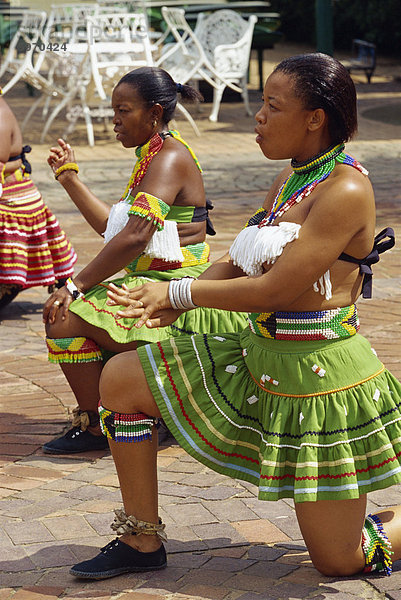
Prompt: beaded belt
<box><xmin>248</xmin><ymin>304</ymin><xmax>360</xmax><ymax>340</ymax></box>
<box><xmin>125</xmin><ymin>241</ymin><xmax>210</xmax><ymax>273</ymax></box>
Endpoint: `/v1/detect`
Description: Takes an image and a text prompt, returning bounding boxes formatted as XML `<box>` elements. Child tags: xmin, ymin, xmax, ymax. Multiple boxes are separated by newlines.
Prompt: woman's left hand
<box><xmin>106</xmin><ymin>281</ymin><xmax>172</xmax><ymax>328</ymax></box>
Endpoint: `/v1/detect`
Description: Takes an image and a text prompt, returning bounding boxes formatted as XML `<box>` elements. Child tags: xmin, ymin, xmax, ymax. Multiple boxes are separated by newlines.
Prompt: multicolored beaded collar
<box><xmin>122</xmin><ymin>130</ymin><xmax>202</xmax><ymax>200</ymax></box>
<box><xmin>262</xmin><ymin>143</ymin><xmax>366</xmax><ymax>226</ymax></box>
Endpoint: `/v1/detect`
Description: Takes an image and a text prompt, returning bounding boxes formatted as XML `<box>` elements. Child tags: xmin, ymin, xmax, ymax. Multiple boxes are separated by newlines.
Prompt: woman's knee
<box><xmin>99</xmin><ymin>351</ymin><xmax>145</xmax><ymax>412</ymax></box>
<box><xmin>309</xmin><ymin>547</ymin><xmax>363</xmax><ymax>577</ymax></box>
<box><xmin>45</xmin><ymin>312</ymin><xmax>76</xmax><ymax>338</ymax></box>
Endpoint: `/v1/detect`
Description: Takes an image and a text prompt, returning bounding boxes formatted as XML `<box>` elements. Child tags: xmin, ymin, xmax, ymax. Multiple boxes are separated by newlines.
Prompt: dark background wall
<box><xmin>268</xmin><ymin>0</ymin><xmax>401</xmax><ymax>55</ymax></box>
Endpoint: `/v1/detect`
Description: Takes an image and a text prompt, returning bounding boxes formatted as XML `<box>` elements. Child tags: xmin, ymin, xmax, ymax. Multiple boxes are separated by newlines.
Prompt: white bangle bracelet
<box><xmin>168</xmin><ymin>277</ymin><xmax>197</xmax><ymax>310</ymax></box>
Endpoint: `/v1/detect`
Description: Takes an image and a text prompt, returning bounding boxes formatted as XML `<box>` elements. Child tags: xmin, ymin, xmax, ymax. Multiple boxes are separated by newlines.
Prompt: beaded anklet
<box><xmin>362</xmin><ymin>513</ymin><xmax>393</xmax><ymax>576</ymax></box>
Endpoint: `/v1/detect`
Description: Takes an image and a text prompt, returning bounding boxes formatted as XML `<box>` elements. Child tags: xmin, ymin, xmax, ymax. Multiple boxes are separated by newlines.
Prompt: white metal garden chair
<box><xmin>193</xmin><ymin>9</ymin><xmax>257</xmax><ymax>122</ymax></box>
<box><xmin>155</xmin><ymin>7</ymin><xmax>206</xmax><ymax>136</ymax></box>
<box><xmin>0</xmin><ymin>10</ymin><xmax>47</xmax><ymax>94</ymax></box>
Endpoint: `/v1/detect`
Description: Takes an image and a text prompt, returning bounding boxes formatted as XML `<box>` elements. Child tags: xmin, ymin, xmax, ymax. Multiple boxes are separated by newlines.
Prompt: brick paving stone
<box><xmin>231</xmin><ymin>520</ymin><xmax>290</xmax><ymax>545</ymax></box>
<box><xmin>0</xmin><ymin>465</ymin><xmax>66</xmax><ymax>481</ymax></box>
<box><xmin>223</xmin><ymin>573</ymin><xmax>276</xmax><ymax>594</ymax></box>
<box><xmin>11</xmin><ymin>587</ymin><xmax>65</xmax><ymax>599</ymax></box>
<box><xmin>0</xmin><ymin>445</ymin><xmax>40</xmax><ymax>457</ymax></box>
<box><xmin>0</xmin><ymin>571</ymin><xmax>43</xmax><ymax>587</ymax></box>
<box><xmin>4</xmin><ymin>520</ymin><xmax>55</xmax><ymax>544</ymax></box>
<box><xmin>0</xmin><ymin>547</ymin><xmax>36</xmax><ymax>572</ymax></box>
<box><xmin>167</xmin><ymin>553</ymin><xmax>211</xmax><ymax>570</ymax></box>
<box><xmin>246</xmin><ymin>546</ymin><xmax>287</xmax><ymax>562</ymax></box>
<box><xmin>120</xmin><ymin>593</ymin><xmax>166</xmax><ymax>600</ymax></box>
<box><xmin>177</xmin><ymin>583</ymin><xmax>230</xmax><ymax>600</ymax></box>
<box><xmin>84</xmin><ymin>512</ymin><xmax>115</xmax><ymax>536</ymax></box>
<box><xmin>42</xmin><ymin>515</ymin><xmax>98</xmax><ymax>540</ymax></box>
<box><xmin>39</xmin><ymin>479</ymin><xmax>85</xmax><ymax>493</ymax></box>
<box><xmin>70</xmin><ymin>500</ymin><xmax>117</xmax><ymax>514</ymax></box>
<box><xmin>235</xmin><ymin>594</ymin><xmax>276</xmax><ymax>600</ymax></box>
<box><xmin>165</xmin><ymin>525</ymin><xmax>209</xmax><ymax>554</ymax></box>
<box><xmin>164</xmin><ymin>503</ymin><xmax>218</xmax><ymax>526</ymax></box>
<box><xmin>175</xmin><ymin>568</ymin><xmax>233</xmax><ymax>588</ymax></box>
<box><xmin>23</xmin><ymin>541</ymin><xmax>78</xmax><ymax>568</ymax></box>
<box><xmin>199</xmin><ymin>556</ymin><xmax>256</xmax><ymax>573</ymax></box>
<box><xmin>91</xmin><ymin>474</ymin><xmax>119</xmax><ymax>487</ymax></box>
<box><xmin>191</xmin><ymin>523</ymin><xmax>249</xmax><ymax>549</ymax></box>
<box><xmin>201</xmin><ymin>499</ymin><xmax>259</xmax><ymax>523</ymax></box>
<box><xmin>9</xmin><ymin>495</ymin><xmax>82</xmax><ymax>519</ymax></box>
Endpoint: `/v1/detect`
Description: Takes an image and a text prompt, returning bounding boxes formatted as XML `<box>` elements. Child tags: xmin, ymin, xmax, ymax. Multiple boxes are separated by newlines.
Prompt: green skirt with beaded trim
<box><xmin>138</xmin><ymin>329</ymin><xmax>401</xmax><ymax>503</ymax></box>
<box><xmin>68</xmin><ymin>264</ymin><xmax>248</xmax><ymax>345</ymax></box>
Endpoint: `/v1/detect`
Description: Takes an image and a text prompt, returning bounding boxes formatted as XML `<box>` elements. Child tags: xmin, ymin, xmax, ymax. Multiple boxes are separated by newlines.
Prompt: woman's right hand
<box><xmin>43</xmin><ymin>286</ymin><xmax>74</xmax><ymax>324</ymax></box>
<box><xmin>47</xmin><ymin>138</ymin><xmax>76</xmax><ymax>178</ymax></box>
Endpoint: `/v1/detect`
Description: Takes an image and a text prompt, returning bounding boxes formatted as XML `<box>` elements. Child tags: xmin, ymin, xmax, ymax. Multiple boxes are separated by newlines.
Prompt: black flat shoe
<box><xmin>42</xmin><ymin>426</ymin><xmax>109</xmax><ymax>454</ymax></box>
<box><xmin>70</xmin><ymin>538</ymin><xmax>167</xmax><ymax>579</ymax></box>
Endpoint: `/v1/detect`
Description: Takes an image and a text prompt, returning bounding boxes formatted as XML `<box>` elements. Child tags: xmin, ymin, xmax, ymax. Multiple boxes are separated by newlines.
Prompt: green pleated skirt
<box><xmin>69</xmin><ymin>264</ymin><xmax>248</xmax><ymax>344</ymax></box>
<box><xmin>138</xmin><ymin>329</ymin><xmax>401</xmax><ymax>503</ymax></box>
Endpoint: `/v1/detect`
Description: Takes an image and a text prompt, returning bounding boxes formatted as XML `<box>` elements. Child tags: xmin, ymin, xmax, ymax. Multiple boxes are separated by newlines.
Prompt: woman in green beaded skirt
<box><xmin>41</xmin><ymin>67</ymin><xmax>247</xmax><ymax>455</ymax></box>
<box><xmin>69</xmin><ymin>54</ymin><xmax>401</xmax><ymax>581</ymax></box>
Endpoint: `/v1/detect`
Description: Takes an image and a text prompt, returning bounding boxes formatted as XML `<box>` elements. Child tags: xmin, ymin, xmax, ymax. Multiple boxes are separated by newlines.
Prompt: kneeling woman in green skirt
<box><xmin>70</xmin><ymin>54</ymin><xmax>401</xmax><ymax>579</ymax></box>
<box><xmin>42</xmin><ymin>67</ymin><xmax>247</xmax><ymax>454</ymax></box>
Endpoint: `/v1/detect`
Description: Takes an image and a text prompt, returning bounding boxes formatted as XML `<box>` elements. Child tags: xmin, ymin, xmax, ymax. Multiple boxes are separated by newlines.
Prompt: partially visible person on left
<box><xmin>0</xmin><ymin>87</ymin><xmax>77</xmax><ymax>309</ymax></box>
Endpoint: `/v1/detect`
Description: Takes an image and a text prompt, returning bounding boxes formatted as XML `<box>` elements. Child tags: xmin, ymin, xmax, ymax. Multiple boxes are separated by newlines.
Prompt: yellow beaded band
<box><xmin>54</xmin><ymin>162</ymin><xmax>79</xmax><ymax>179</ymax></box>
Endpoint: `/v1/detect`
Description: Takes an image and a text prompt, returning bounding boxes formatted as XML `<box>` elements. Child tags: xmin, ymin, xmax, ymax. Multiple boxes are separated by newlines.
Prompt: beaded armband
<box><xmin>362</xmin><ymin>514</ymin><xmax>393</xmax><ymax>576</ymax></box>
<box><xmin>54</xmin><ymin>162</ymin><xmax>79</xmax><ymax>179</ymax></box>
<box><xmin>127</xmin><ymin>192</ymin><xmax>170</xmax><ymax>231</ymax></box>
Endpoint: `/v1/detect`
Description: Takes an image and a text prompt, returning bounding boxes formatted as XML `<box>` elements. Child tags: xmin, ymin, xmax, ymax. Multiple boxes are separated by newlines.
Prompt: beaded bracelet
<box><xmin>168</xmin><ymin>277</ymin><xmax>198</xmax><ymax>310</ymax></box>
<box><xmin>54</xmin><ymin>162</ymin><xmax>79</xmax><ymax>180</ymax></box>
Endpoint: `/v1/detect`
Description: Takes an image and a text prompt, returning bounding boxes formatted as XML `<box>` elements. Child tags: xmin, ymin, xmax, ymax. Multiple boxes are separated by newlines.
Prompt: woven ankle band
<box><xmin>71</xmin><ymin>407</ymin><xmax>100</xmax><ymax>431</ymax></box>
<box><xmin>46</xmin><ymin>336</ymin><xmax>103</xmax><ymax>364</ymax></box>
<box><xmin>99</xmin><ymin>402</ymin><xmax>156</xmax><ymax>442</ymax></box>
<box><xmin>362</xmin><ymin>513</ymin><xmax>393</xmax><ymax>576</ymax></box>
<box><xmin>111</xmin><ymin>509</ymin><xmax>167</xmax><ymax>542</ymax></box>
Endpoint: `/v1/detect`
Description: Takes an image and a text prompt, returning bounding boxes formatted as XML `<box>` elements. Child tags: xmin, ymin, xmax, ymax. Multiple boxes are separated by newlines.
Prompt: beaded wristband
<box><xmin>54</xmin><ymin>162</ymin><xmax>79</xmax><ymax>180</ymax></box>
<box><xmin>168</xmin><ymin>277</ymin><xmax>197</xmax><ymax>310</ymax></box>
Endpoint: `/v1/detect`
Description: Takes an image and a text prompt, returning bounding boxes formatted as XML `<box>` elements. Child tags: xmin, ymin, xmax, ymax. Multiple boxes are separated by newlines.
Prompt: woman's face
<box><xmin>254</xmin><ymin>71</ymin><xmax>316</xmax><ymax>162</ymax></box>
<box><xmin>112</xmin><ymin>83</ymin><xmax>154</xmax><ymax>148</ymax></box>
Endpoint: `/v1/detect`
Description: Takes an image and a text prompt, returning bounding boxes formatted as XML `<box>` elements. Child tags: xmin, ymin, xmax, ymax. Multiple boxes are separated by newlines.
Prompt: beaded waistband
<box><xmin>125</xmin><ymin>241</ymin><xmax>210</xmax><ymax>273</ymax></box>
<box><xmin>248</xmin><ymin>305</ymin><xmax>359</xmax><ymax>340</ymax></box>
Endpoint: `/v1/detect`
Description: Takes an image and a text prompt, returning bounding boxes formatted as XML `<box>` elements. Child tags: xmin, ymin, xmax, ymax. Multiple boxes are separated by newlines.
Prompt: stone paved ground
<box><xmin>0</xmin><ymin>41</ymin><xmax>401</xmax><ymax>599</ymax></box>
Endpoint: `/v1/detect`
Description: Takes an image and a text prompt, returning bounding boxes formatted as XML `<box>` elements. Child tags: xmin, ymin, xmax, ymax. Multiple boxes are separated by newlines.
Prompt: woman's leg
<box><xmin>296</xmin><ymin>496</ymin><xmax>401</xmax><ymax>576</ymax></box>
<box><xmin>44</xmin><ymin>310</ymin><xmax>138</xmax><ymax>453</ymax></box>
<box><xmin>100</xmin><ymin>351</ymin><xmax>162</xmax><ymax>552</ymax></box>
<box><xmin>70</xmin><ymin>351</ymin><xmax>166</xmax><ymax>579</ymax></box>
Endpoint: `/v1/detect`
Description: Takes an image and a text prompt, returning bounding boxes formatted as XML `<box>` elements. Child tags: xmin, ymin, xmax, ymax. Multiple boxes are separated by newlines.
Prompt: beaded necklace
<box><xmin>122</xmin><ymin>133</ymin><xmax>164</xmax><ymax>199</ymax></box>
<box><xmin>262</xmin><ymin>143</ymin><xmax>348</xmax><ymax>226</ymax></box>
<box><xmin>122</xmin><ymin>130</ymin><xmax>202</xmax><ymax>200</ymax></box>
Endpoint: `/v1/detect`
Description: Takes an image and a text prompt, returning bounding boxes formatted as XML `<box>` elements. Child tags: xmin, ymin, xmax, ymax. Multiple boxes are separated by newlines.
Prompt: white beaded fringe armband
<box><xmin>103</xmin><ymin>199</ymin><xmax>130</xmax><ymax>243</ymax></box>
<box><xmin>103</xmin><ymin>201</ymin><xmax>184</xmax><ymax>262</ymax></box>
<box><xmin>229</xmin><ymin>221</ymin><xmax>301</xmax><ymax>277</ymax></box>
<box><xmin>169</xmin><ymin>277</ymin><xmax>198</xmax><ymax>310</ymax></box>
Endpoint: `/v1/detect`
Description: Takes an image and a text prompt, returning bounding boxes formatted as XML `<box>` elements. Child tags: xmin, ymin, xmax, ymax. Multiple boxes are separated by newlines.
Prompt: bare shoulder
<box><xmin>320</xmin><ymin>161</ymin><xmax>374</xmax><ymax>216</ymax></box>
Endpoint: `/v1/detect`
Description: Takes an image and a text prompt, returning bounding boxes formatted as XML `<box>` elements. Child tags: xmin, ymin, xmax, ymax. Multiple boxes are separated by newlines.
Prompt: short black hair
<box><xmin>117</xmin><ymin>66</ymin><xmax>202</xmax><ymax>124</ymax></box>
<box><xmin>273</xmin><ymin>53</ymin><xmax>357</xmax><ymax>144</ymax></box>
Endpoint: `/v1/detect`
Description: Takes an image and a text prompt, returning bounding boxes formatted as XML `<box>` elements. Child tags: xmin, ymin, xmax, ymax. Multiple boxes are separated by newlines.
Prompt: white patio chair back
<box><xmin>157</xmin><ymin>6</ymin><xmax>203</xmax><ymax>86</ymax></box>
<box><xmin>0</xmin><ymin>10</ymin><xmax>47</xmax><ymax>94</ymax></box>
<box><xmin>19</xmin><ymin>43</ymin><xmax>92</xmax><ymax>144</ymax></box>
<box><xmin>86</xmin><ymin>12</ymin><xmax>154</xmax><ymax>101</ymax></box>
<box><xmin>193</xmin><ymin>9</ymin><xmax>257</xmax><ymax>122</ymax></box>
